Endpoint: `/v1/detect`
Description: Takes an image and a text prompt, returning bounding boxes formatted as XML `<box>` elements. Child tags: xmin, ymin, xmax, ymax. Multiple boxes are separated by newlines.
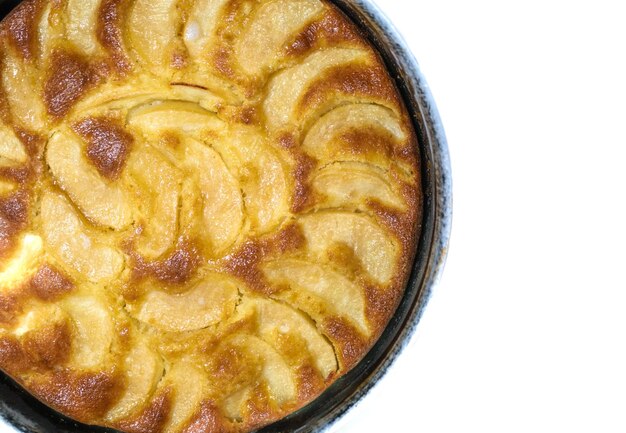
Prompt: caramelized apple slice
<box><xmin>132</xmin><ymin>274</ymin><xmax>240</xmax><ymax>332</ymax></box>
<box><xmin>243</xmin><ymin>149</ymin><xmax>289</xmax><ymax>234</ymax></box>
<box><xmin>263</xmin><ymin>259</ymin><xmax>369</xmax><ymax>336</ymax></box>
<box><xmin>162</xmin><ymin>361</ymin><xmax>207</xmax><ymax>432</ymax></box>
<box><xmin>214</xmin><ymin>129</ymin><xmax>289</xmax><ymax>234</ymax></box>
<box><xmin>183</xmin><ymin>139</ymin><xmax>243</xmax><ymax>254</ymax></box>
<box><xmin>46</xmin><ymin>130</ymin><xmax>133</xmax><ymax>231</ymax></box>
<box><xmin>127</xmin><ymin>100</ymin><xmax>225</xmax><ymax>135</ymax></box>
<box><xmin>40</xmin><ymin>191</ymin><xmax>124</xmax><ymax>283</ymax></box>
<box><xmin>298</xmin><ymin>213</ymin><xmax>398</xmax><ymax>285</ymax></box>
<box><xmin>311</xmin><ymin>162</ymin><xmax>405</xmax><ymax>210</ymax></box>
<box><xmin>106</xmin><ymin>342</ymin><xmax>164</xmax><ymax>421</ymax></box>
<box><xmin>0</xmin><ymin>125</ymin><xmax>27</xmax><ymax>167</ymax></box>
<box><xmin>229</xmin><ymin>334</ymin><xmax>297</xmax><ymax>404</ymax></box>
<box><xmin>234</xmin><ymin>0</ymin><xmax>323</xmax><ymax>75</ymax></box>
<box><xmin>1</xmin><ymin>51</ymin><xmax>46</xmax><ymax>130</ymax></box>
<box><xmin>64</xmin><ymin>0</ymin><xmax>101</xmax><ymax>55</ymax></box>
<box><xmin>0</xmin><ymin>234</ymin><xmax>43</xmax><ymax>290</ymax></box>
<box><xmin>127</xmin><ymin>0</ymin><xmax>179</xmax><ymax>67</ymax></box>
<box><xmin>62</xmin><ymin>296</ymin><xmax>114</xmax><ymax>369</ymax></box>
<box><xmin>263</xmin><ymin>48</ymin><xmax>368</xmax><ymax>130</ymax></box>
<box><xmin>127</xmin><ymin>146</ymin><xmax>180</xmax><ymax>259</ymax></box>
<box><xmin>251</xmin><ymin>297</ymin><xmax>337</xmax><ymax>379</ymax></box>
<box><xmin>302</xmin><ymin>103</ymin><xmax>406</xmax><ymax>164</ymax></box>
<box><xmin>183</xmin><ymin>0</ymin><xmax>230</xmax><ymax>59</ymax></box>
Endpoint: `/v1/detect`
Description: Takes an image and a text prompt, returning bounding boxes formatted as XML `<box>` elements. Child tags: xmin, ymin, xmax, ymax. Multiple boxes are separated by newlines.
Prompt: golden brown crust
<box><xmin>29</xmin><ymin>264</ymin><xmax>74</xmax><ymax>300</ymax></box>
<box><xmin>115</xmin><ymin>393</ymin><xmax>172</xmax><ymax>433</ymax></box>
<box><xmin>96</xmin><ymin>0</ymin><xmax>132</xmax><ymax>72</ymax></box>
<box><xmin>72</xmin><ymin>116</ymin><xmax>133</xmax><ymax>179</ymax></box>
<box><xmin>181</xmin><ymin>401</ymin><xmax>231</xmax><ymax>433</ymax></box>
<box><xmin>0</xmin><ymin>1</ymin><xmax>422</xmax><ymax>432</ymax></box>
<box><xmin>0</xmin><ymin>0</ymin><xmax>44</xmax><ymax>60</ymax></box>
<box><xmin>44</xmin><ymin>50</ymin><xmax>100</xmax><ymax>119</ymax></box>
<box><xmin>29</xmin><ymin>370</ymin><xmax>123</xmax><ymax>421</ymax></box>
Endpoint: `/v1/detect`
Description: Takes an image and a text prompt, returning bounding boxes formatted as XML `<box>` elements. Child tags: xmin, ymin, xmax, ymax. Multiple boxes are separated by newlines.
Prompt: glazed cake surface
<box><xmin>0</xmin><ymin>0</ymin><xmax>421</xmax><ymax>432</ymax></box>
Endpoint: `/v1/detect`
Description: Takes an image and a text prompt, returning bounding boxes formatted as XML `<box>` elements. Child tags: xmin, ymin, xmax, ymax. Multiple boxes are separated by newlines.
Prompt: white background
<box><xmin>333</xmin><ymin>0</ymin><xmax>626</xmax><ymax>432</ymax></box>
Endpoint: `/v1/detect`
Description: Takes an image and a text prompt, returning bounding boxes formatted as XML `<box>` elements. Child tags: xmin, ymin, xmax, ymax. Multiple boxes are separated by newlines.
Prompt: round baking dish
<box><xmin>0</xmin><ymin>0</ymin><xmax>452</xmax><ymax>432</ymax></box>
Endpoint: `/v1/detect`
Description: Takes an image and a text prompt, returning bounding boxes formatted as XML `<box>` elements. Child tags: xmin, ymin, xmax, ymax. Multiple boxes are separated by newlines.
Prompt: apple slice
<box><xmin>251</xmin><ymin>297</ymin><xmax>337</xmax><ymax>379</ymax></box>
<box><xmin>162</xmin><ymin>361</ymin><xmax>207</xmax><ymax>432</ymax></box>
<box><xmin>1</xmin><ymin>51</ymin><xmax>46</xmax><ymax>131</ymax></box>
<box><xmin>183</xmin><ymin>0</ymin><xmax>230</xmax><ymax>59</ymax></box>
<box><xmin>131</xmin><ymin>274</ymin><xmax>240</xmax><ymax>332</ymax></box>
<box><xmin>263</xmin><ymin>48</ymin><xmax>368</xmax><ymax>131</ymax></box>
<box><xmin>62</xmin><ymin>296</ymin><xmax>114</xmax><ymax>369</ymax></box>
<box><xmin>127</xmin><ymin>146</ymin><xmax>180</xmax><ymax>259</ymax></box>
<box><xmin>46</xmin><ymin>129</ymin><xmax>133</xmax><ymax>231</ymax></box>
<box><xmin>302</xmin><ymin>103</ymin><xmax>406</xmax><ymax>165</ymax></box>
<box><xmin>311</xmin><ymin>162</ymin><xmax>405</xmax><ymax>211</ymax></box>
<box><xmin>0</xmin><ymin>124</ymin><xmax>28</xmax><ymax>167</ymax></box>
<box><xmin>298</xmin><ymin>212</ymin><xmax>398</xmax><ymax>285</ymax></box>
<box><xmin>40</xmin><ymin>191</ymin><xmax>124</xmax><ymax>283</ymax></box>
<box><xmin>234</xmin><ymin>0</ymin><xmax>323</xmax><ymax>76</ymax></box>
<box><xmin>127</xmin><ymin>100</ymin><xmax>225</xmax><ymax>135</ymax></box>
<box><xmin>126</xmin><ymin>0</ymin><xmax>179</xmax><ymax>68</ymax></box>
<box><xmin>263</xmin><ymin>259</ymin><xmax>369</xmax><ymax>336</ymax></box>
<box><xmin>64</xmin><ymin>0</ymin><xmax>101</xmax><ymax>55</ymax></box>
<box><xmin>183</xmin><ymin>139</ymin><xmax>243</xmax><ymax>254</ymax></box>
<box><xmin>106</xmin><ymin>342</ymin><xmax>164</xmax><ymax>421</ymax></box>
<box><xmin>213</xmin><ymin>129</ymin><xmax>289</xmax><ymax>234</ymax></box>
<box><xmin>229</xmin><ymin>334</ymin><xmax>297</xmax><ymax>404</ymax></box>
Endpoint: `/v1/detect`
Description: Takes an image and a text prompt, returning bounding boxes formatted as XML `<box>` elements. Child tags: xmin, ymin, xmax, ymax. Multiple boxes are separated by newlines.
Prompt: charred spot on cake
<box><xmin>0</xmin><ymin>0</ymin><xmax>44</xmax><ymax>61</ymax></box>
<box><xmin>323</xmin><ymin>317</ymin><xmax>368</xmax><ymax>369</ymax></box>
<box><xmin>22</xmin><ymin>321</ymin><xmax>71</xmax><ymax>368</ymax></box>
<box><xmin>299</xmin><ymin>63</ymin><xmax>400</xmax><ymax>115</ymax></box>
<box><xmin>44</xmin><ymin>50</ymin><xmax>100</xmax><ymax>119</ymax></box>
<box><xmin>115</xmin><ymin>393</ymin><xmax>171</xmax><ymax>433</ymax></box>
<box><xmin>29</xmin><ymin>264</ymin><xmax>74</xmax><ymax>301</ymax></box>
<box><xmin>29</xmin><ymin>369</ymin><xmax>123</xmax><ymax>421</ymax></box>
<box><xmin>97</xmin><ymin>0</ymin><xmax>132</xmax><ymax>72</ymax></box>
<box><xmin>73</xmin><ymin>116</ymin><xmax>134</xmax><ymax>180</ymax></box>
<box><xmin>181</xmin><ymin>401</ymin><xmax>232</xmax><ymax>433</ymax></box>
<box><xmin>286</xmin><ymin>9</ymin><xmax>363</xmax><ymax>57</ymax></box>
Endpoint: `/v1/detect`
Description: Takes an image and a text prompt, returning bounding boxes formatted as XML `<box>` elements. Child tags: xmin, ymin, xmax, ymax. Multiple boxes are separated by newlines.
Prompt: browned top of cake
<box><xmin>0</xmin><ymin>0</ymin><xmax>422</xmax><ymax>432</ymax></box>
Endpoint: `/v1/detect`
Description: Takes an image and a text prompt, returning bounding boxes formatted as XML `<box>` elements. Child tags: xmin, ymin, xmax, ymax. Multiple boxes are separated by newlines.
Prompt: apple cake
<box><xmin>0</xmin><ymin>0</ymin><xmax>422</xmax><ymax>431</ymax></box>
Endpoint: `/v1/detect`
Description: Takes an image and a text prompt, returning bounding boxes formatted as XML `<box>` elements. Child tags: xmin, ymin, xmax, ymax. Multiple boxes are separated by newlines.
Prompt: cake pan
<box><xmin>0</xmin><ymin>0</ymin><xmax>452</xmax><ymax>431</ymax></box>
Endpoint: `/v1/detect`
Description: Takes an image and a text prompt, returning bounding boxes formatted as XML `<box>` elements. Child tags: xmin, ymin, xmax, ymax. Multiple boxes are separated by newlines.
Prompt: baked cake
<box><xmin>0</xmin><ymin>0</ymin><xmax>421</xmax><ymax>431</ymax></box>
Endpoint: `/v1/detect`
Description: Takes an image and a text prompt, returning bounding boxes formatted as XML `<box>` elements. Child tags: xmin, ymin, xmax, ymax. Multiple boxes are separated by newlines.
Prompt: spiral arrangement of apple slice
<box><xmin>0</xmin><ymin>1</ymin><xmax>421</xmax><ymax>432</ymax></box>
